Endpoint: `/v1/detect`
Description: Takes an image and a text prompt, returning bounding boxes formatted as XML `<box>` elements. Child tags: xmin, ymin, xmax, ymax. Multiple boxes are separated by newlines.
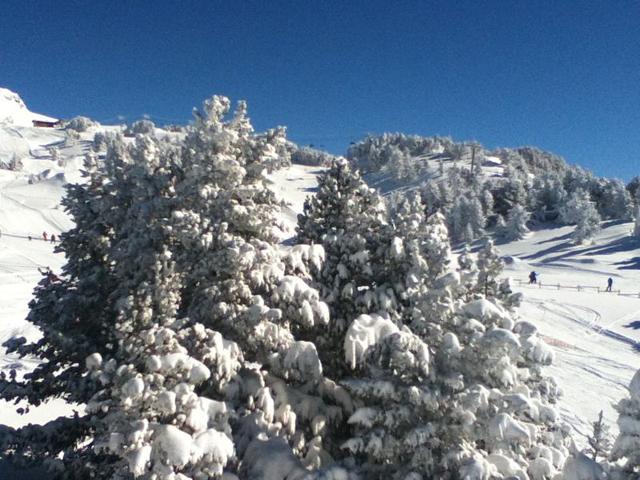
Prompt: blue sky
<box><xmin>1</xmin><ymin>0</ymin><xmax>638</xmax><ymax>180</ymax></box>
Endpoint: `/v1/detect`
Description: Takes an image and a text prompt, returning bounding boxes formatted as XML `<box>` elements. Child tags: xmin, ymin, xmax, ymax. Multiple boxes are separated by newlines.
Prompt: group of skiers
<box><xmin>26</xmin><ymin>231</ymin><xmax>57</xmax><ymax>243</ymax></box>
<box><xmin>529</xmin><ymin>270</ymin><xmax>615</xmax><ymax>292</ymax></box>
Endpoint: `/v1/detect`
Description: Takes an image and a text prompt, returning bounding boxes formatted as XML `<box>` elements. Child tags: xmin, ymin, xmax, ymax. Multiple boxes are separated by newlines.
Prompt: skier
<box><xmin>38</xmin><ymin>266</ymin><xmax>60</xmax><ymax>284</ymax></box>
<box><xmin>606</xmin><ymin>277</ymin><xmax>613</xmax><ymax>292</ymax></box>
<box><xmin>28</xmin><ymin>235</ymin><xmax>32</xmax><ymax>241</ymax></box>
<box><xmin>42</xmin><ymin>231</ymin><xmax>48</xmax><ymax>242</ymax></box>
<box><xmin>529</xmin><ymin>271</ymin><xmax>538</xmax><ymax>284</ymax></box>
<box><xmin>51</xmin><ymin>233</ymin><xmax>56</xmax><ymax>243</ymax></box>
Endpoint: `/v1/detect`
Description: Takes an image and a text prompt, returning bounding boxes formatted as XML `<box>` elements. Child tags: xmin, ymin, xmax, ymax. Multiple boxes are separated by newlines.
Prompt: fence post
<box><xmin>557</xmin><ymin>283</ymin><xmax>560</xmax><ymax>290</ymax></box>
<box><xmin>577</xmin><ymin>285</ymin><xmax>581</xmax><ymax>292</ymax></box>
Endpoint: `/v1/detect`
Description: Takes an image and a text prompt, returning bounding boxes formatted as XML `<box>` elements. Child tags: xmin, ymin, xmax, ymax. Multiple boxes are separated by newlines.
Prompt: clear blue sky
<box><xmin>2</xmin><ymin>0</ymin><xmax>638</xmax><ymax>180</ymax></box>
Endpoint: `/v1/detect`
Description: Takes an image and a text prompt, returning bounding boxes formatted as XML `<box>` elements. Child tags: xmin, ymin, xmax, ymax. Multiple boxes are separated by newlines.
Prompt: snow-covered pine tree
<box><xmin>481</xmin><ymin>189</ymin><xmax>494</xmax><ymax>219</ymax></box>
<box><xmin>585</xmin><ymin>410</ymin><xmax>611</xmax><ymax>462</ymax></box>
<box><xmin>421</xmin><ymin>180</ymin><xmax>453</xmax><ymax>217</ymax></box>
<box><xmin>0</xmin><ymin>144</ymin><xmax>133</xmax><ymax>471</ymax></box>
<box><xmin>475</xmin><ymin>238</ymin><xmax>503</xmax><ymax>298</ymax></box>
<box><xmin>495</xmin><ymin>214</ymin><xmax>507</xmax><ymax>238</ymax></box>
<box><xmin>598</xmin><ymin>179</ymin><xmax>634</xmax><ymax>221</ymax></box>
<box><xmin>492</xmin><ymin>165</ymin><xmax>529</xmax><ymax>218</ymax></box>
<box><xmin>610</xmin><ymin>369</ymin><xmax>640</xmax><ymax>478</ymax></box>
<box><xmin>559</xmin><ymin>189</ymin><xmax>602</xmax><ymax>244</ymax></box>
<box><xmin>449</xmin><ymin>194</ymin><xmax>486</xmax><ymax>243</ymax></box>
<box><xmin>528</xmin><ymin>172</ymin><xmax>566</xmax><ymax>222</ymax></box>
<box><xmin>82</xmin><ymin>134</ymin><xmax>240</xmax><ymax>478</ymax></box>
<box><xmin>166</xmin><ymin>97</ymin><xmax>349</xmax><ymax>475</ymax></box>
<box><xmin>504</xmin><ymin>204</ymin><xmax>530</xmax><ymax>241</ymax></box>
<box><xmin>457</xmin><ymin>244</ymin><xmax>478</xmax><ymax>298</ymax></box>
<box><xmin>386</xmin><ymin>192</ymin><xmax>441</xmax><ymax>327</ymax></box>
<box><xmin>341</xmin><ymin>215</ymin><xmax>568</xmax><ymax>480</ymax></box>
<box><xmin>1</xmin><ymin>97</ymin><xmax>339</xmax><ymax>478</ymax></box>
<box><xmin>298</xmin><ymin>160</ymin><xmax>389</xmax><ymax>380</ymax></box>
<box><xmin>297</xmin><ymin>158</ymin><xmax>385</xmax><ymax>244</ymax></box>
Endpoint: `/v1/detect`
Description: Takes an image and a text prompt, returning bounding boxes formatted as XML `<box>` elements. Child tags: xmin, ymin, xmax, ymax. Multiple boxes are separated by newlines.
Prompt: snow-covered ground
<box><xmin>498</xmin><ymin>224</ymin><xmax>640</xmax><ymax>441</ymax></box>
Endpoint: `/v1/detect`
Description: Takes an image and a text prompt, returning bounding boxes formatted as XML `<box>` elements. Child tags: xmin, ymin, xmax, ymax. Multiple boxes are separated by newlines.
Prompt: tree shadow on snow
<box><xmin>534</xmin><ymin>230</ymin><xmax>574</xmax><ymax>245</ymax></box>
<box><xmin>583</xmin><ymin>236</ymin><xmax>640</xmax><ymax>257</ymax></box>
<box><xmin>523</xmin><ymin>233</ymin><xmax>640</xmax><ymax>268</ymax></box>
<box><xmin>520</xmin><ymin>240</ymin><xmax>577</xmax><ymax>261</ymax></box>
<box><xmin>616</xmin><ymin>257</ymin><xmax>640</xmax><ymax>270</ymax></box>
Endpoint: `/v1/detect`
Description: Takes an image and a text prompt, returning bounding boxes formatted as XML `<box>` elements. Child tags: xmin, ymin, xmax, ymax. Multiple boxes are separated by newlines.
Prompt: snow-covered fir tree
<box><xmin>297</xmin><ymin>158</ymin><xmax>385</xmax><ymax>244</ymax></box>
<box><xmin>297</xmin><ymin>159</ymin><xmax>389</xmax><ymax>378</ymax></box>
<box><xmin>559</xmin><ymin>189</ymin><xmax>602</xmax><ymax>244</ymax></box>
<box><xmin>476</xmin><ymin>239</ymin><xmax>504</xmax><ymax>298</ymax></box>
<box><xmin>340</xmin><ymin>215</ymin><xmax>568</xmax><ymax>480</ymax></box>
<box><xmin>598</xmin><ymin>179</ymin><xmax>634</xmax><ymax>221</ymax></box>
<box><xmin>449</xmin><ymin>194</ymin><xmax>486</xmax><ymax>243</ymax></box>
<box><xmin>0</xmin><ymin>97</ymin><xmax>344</xmax><ymax>478</ymax></box>
<box><xmin>504</xmin><ymin>204</ymin><xmax>530</xmax><ymax>241</ymax></box>
<box><xmin>528</xmin><ymin>172</ymin><xmax>566</xmax><ymax>222</ymax></box>
<box><xmin>0</xmin><ymin>145</ymin><xmax>129</xmax><ymax>473</ymax></box>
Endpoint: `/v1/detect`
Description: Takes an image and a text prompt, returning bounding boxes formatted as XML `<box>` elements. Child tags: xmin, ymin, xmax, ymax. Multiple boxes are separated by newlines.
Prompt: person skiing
<box><xmin>606</xmin><ymin>277</ymin><xmax>613</xmax><ymax>292</ymax></box>
<box><xmin>42</xmin><ymin>231</ymin><xmax>48</xmax><ymax>242</ymax></box>
<box><xmin>51</xmin><ymin>233</ymin><xmax>56</xmax><ymax>243</ymax></box>
<box><xmin>529</xmin><ymin>271</ymin><xmax>538</xmax><ymax>284</ymax></box>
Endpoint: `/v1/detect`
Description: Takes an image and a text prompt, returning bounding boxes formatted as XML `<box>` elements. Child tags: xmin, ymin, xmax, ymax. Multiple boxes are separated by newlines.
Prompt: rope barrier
<box><xmin>514</xmin><ymin>279</ymin><xmax>640</xmax><ymax>298</ymax></box>
<box><xmin>0</xmin><ymin>231</ymin><xmax>59</xmax><ymax>242</ymax></box>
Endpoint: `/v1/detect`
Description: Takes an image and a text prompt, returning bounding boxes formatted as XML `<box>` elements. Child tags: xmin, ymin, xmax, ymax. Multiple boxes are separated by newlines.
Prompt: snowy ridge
<box><xmin>0</xmin><ymin>88</ymin><xmax>58</xmax><ymax>127</ymax></box>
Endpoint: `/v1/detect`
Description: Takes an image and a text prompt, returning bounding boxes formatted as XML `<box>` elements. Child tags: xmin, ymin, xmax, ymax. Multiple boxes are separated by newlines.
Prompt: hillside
<box><xmin>0</xmin><ymin>90</ymin><xmax>638</xmax><ymax>477</ymax></box>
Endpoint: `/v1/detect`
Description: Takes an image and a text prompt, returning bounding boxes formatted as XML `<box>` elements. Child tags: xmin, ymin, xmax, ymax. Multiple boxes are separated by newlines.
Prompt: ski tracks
<box><xmin>528</xmin><ymin>298</ymin><xmax>639</xmax><ymax>349</ymax></box>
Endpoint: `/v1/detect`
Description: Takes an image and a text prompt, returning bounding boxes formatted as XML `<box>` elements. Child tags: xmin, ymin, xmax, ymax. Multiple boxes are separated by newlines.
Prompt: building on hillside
<box><xmin>31</xmin><ymin>113</ymin><xmax>60</xmax><ymax>128</ymax></box>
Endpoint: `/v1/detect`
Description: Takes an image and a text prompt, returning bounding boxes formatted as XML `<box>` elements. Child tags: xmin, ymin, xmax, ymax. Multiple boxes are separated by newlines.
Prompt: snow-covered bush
<box><xmin>124</xmin><ymin>119</ymin><xmax>156</xmax><ymax>136</ymax></box>
<box><xmin>48</xmin><ymin>146</ymin><xmax>65</xmax><ymax>167</ymax></box>
<box><xmin>65</xmin><ymin>115</ymin><xmax>96</xmax><ymax>132</ymax></box>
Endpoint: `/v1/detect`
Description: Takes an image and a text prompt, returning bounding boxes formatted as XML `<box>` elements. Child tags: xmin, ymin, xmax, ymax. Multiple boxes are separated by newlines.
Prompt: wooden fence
<box><xmin>514</xmin><ymin>279</ymin><xmax>640</xmax><ymax>298</ymax></box>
